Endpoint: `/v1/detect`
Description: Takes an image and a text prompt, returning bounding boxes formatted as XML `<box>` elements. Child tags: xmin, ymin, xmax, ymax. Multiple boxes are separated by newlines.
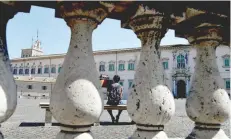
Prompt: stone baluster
<box><xmin>127</xmin><ymin>5</ymin><xmax>175</xmax><ymax>139</ymax></box>
<box><xmin>0</xmin><ymin>2</ymin><xmax>18</xmax><ymax>139</ymax></box>
<box><xmin>50</xmin><ymin>2</ymin><xmax>110</xmax><ymax>139</ymax></box>
<box><xmin>185</xmin><ymin>8</ymin><xmax>231</xmax><ymax>139</ymax></box>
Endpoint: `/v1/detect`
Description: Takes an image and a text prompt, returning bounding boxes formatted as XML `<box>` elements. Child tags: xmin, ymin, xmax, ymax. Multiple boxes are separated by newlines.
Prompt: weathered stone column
<box><xmin>50</xmin><ymin>2</ymin><xmax>109</xmax><ymax>139</ymax></box>
<box><xmin>0</xmin><ymin>2</ymin><xmax>18</xmax><ymax>139</ymax></box>
<box><xmin>127</xmin><ymin>5</ymin><xmax>175</xmax><ymax>139</ymax></box>
<box><xmin>185</xmin><ymin>9</ymin><xmax>230</xmax><ymax>139</ymax></box>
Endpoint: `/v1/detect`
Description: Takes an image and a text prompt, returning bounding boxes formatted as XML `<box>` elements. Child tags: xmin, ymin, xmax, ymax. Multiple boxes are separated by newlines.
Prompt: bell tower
<box><xmin>21</xmin><ymin>30</ymin><xmax>44</xmax><ymax>58</ymax></box>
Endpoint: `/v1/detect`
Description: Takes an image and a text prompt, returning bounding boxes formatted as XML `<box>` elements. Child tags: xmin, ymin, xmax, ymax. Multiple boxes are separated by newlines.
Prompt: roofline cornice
<box><xmin>11</xmin><ymin>44</ymin><xmax>195</xmax><ymax>62</ymax></box>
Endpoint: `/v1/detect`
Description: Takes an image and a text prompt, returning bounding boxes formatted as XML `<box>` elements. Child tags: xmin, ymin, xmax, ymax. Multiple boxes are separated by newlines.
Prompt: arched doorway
<box><xmin>177</xmin><ymin>80</ymin><xmax>186</xmax><ymax>98</ymax></box>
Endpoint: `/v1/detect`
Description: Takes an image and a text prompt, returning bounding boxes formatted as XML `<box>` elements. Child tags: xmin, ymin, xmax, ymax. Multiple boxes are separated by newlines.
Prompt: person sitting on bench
<box><xmin>106</xmin><ymin>75</ymin><xmax>123</xmax><ymax>123</ymax></box>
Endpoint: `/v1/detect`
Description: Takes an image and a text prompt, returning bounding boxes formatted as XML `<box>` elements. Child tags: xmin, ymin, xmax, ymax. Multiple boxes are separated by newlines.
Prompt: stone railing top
<box><xmin>1</xmin><ymin>1</ymin><xmax>229</xmax><ymax>45</ymax></box>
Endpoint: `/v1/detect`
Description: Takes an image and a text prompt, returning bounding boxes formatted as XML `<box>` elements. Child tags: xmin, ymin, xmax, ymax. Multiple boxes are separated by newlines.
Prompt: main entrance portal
<box><xmin>177</xmin><ymin>80</ymin><xmax>186</xmax><ymax>98</ymax></box>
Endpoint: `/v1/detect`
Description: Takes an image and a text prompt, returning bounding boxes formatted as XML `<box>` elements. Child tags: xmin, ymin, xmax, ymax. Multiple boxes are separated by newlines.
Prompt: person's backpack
<box><xmin>107</xmin><ymin>83</ymin><xmax>121</xmax><ymax>105</ymax></box>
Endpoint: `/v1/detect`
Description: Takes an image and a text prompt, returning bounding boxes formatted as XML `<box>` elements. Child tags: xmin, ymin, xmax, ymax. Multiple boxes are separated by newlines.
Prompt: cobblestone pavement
<box><xmin>1</xmin><ymin>98</ymin><xmax>230</xmax><ymax>139</ymax></box>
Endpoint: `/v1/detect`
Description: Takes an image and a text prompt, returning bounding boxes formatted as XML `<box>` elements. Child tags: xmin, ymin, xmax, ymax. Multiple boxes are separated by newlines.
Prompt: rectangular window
<box><xmin>38</xmin><ymin>68</ymin><xmax>42</xmax><ymax>74</ymax></box>
<box><xmin>19</xmin><ymin>69</ymin><xmax>23</xmax><ymax>75</ymax></box>
<box><xmin>163</xmin><ymin>61</ymin><xmax>168</xmax><ymax>70</ymax></box>
<box><xmin>118</xmin><ymin>64</ymin><xmax>125</xmax><ymax>71</ymax></box>
<box><xmin>51</xmin><ymin>67</ymin><xmax>56</xmax><ymax>73</ymax></box>
<box><xmin>119</xmin><ymin>81</ymin><xmax>124</xmax><ymax>86</ymax></box>
<box><xmin>42</xmin><ymin>86</ymin><xmax>47</xmax><ymax>90</ymax></box>
<box><xmin>25</xmin><ymin>69</ymin><xmax>29</xmax><ymax>75</ymax></box>
<box><xmin>225</xmin><ymin>79</ymin><xmax>230</xmax><ymax>90</ymax></box>
<box><xmin>58</xmin><ymin>67</ymin><xmax>62</xmax><ymax>73</ymax></box>
<box><xmin>224</xmin><ymin>58</ymin><xmax>230</xmax><ymax>67</ymax></box>
<box><xmin>31</xmin><ymin>68</ymin><xmax>35</xmax><ymax>74</ymax></box>
<box><xmin>44</xmin><ymin>67</ymin><xmax>49</xmax><ymax>73</ymax></box>
<box><xmin>128</xmin><ymin>63</ymin><xmax>135</xmax><ymax>70</ymax></box>
<box><xmin>128</xmin><ymin>80</ymin><xmax>133</xmax><ymax>88</ymax></box>
<box><xmin>27</xmin><ymin>85</ymin><xmax>32</xmax><ymax>89</ymax></box>
<box><xmin>109</xmin><ymin>64</ymin><xmax>115</xmax><ymax>71</ymax></box>
<box><xmin>99</xmin><ymin>65</ymin><xmax>105</xmax><ymax>72</ymax></box>
<box><xmin>13</xmin><ymin>69</ymin><xmax>17</xmax><ymax>75</ymax></box>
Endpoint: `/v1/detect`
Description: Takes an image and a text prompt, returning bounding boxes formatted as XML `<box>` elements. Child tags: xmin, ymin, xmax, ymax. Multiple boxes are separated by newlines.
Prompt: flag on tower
<box><xmin>37</xmin><ymin>30</ymin><xmax>39</xmax><ymax>40</ymax></box>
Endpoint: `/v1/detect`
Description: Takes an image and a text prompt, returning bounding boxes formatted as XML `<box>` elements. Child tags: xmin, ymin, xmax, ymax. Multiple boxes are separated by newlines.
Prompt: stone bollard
<box><xmin>50</xmin><ymin>2</ymin><xmax>110</xmax><ymax>139</ymax></box>
<box><xmin>127</xmin><ymin>5</ymin><xmax>175</xmax><ymax>139</ymax></box>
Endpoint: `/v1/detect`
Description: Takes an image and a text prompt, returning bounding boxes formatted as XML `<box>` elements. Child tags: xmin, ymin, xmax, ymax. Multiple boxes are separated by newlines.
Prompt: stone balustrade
<box><xmin>0</xmin><ymin>1</ymin><xmax>230</xmax><ymax>139</ymax></box>
<box><xmin>126</xmin><ymin>4</ymin><xmax>175</xmax><ymax>139</ymax></box>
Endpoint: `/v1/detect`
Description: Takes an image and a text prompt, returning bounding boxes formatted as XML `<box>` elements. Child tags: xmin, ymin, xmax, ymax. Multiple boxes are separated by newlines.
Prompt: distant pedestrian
<box><xmin>106</xmin><ymin>75</ymin><xmax>123</xmax><ymax>123</ymax></box>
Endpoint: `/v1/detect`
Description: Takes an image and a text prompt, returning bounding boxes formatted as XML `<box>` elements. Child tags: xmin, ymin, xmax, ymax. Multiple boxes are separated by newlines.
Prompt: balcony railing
<box><xmin>172</xmin><ymin>67</ymin><xmax>190</xmax><ymax>75</ymax></box>
<box><xmin>0</xmin><ymin>1</ymin><xmax>230</xmax><ymax>139</ymax></box>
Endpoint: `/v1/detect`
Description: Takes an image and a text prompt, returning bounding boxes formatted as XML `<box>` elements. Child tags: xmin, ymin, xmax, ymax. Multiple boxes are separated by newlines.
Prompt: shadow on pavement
<box><xmin>19</xmin><ymin>122</ymin><xmax>45</xmax><ymax>127</ymax></box>
<box><xmin>19</xmin><ymin>121</ymin><xmax>136</xmax><ymax>127</ymax></box>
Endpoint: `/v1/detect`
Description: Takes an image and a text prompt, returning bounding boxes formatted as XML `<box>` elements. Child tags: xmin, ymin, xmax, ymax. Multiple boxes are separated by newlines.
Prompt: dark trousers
<box><xmin>107</xmin><ymin>110</ymin><xmax>123</xmax><ymax>122</ymax></box>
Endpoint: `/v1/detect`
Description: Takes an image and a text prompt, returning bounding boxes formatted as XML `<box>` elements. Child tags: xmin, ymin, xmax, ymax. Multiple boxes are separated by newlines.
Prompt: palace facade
<box><xmin>10</xmin><ymin>39</ymin><xmax>230</xmax><ymax>99</ymax></box>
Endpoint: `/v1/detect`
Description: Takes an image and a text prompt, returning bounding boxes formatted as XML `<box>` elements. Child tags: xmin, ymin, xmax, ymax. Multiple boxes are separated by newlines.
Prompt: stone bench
<box><xmin>39</xmin><ymin>102</ymin><xmax>52</xmax><ymax>126</ymax></box>
<box><xmin>39</xmin><ymin>102</ymin><xmax>127</xmax><ymax>126</ymax></box>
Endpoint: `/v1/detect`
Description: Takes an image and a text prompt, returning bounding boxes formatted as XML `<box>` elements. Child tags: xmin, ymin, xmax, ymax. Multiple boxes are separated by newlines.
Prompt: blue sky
<box><xmin>7</xmin><ymin>6</ymin><xmax>189</xmax><ymax>59</ymax></box>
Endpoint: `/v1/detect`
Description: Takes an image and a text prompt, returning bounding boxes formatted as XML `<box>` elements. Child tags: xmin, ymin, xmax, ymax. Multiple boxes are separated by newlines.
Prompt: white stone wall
<box><xmin>31</xmin><ymin>49</ymin><xmax>43</xmax><ymax>57</ymax></box>
<box><xmin>16</xmin><ymin>80</ymin><xmax>54</xmax><ymax>97</ymax></box>
<box><xmin>216</xmin><ymin>46</ymin><xmax>230</xmax><ymax>79</ymax></box>
<box><xmin>160</xmin><ymin>48</ymin><xmax>174</xmax><ymax>89</ymax></box>
<box><xmin>11</xmin><ymin>45</ymin><xmax>230</xmax><ymax>99</ymax></box>
<box><xmin>21</xmin><ymin>49</ymin><xmax>32</xmax><ymax>57</ymax></box>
